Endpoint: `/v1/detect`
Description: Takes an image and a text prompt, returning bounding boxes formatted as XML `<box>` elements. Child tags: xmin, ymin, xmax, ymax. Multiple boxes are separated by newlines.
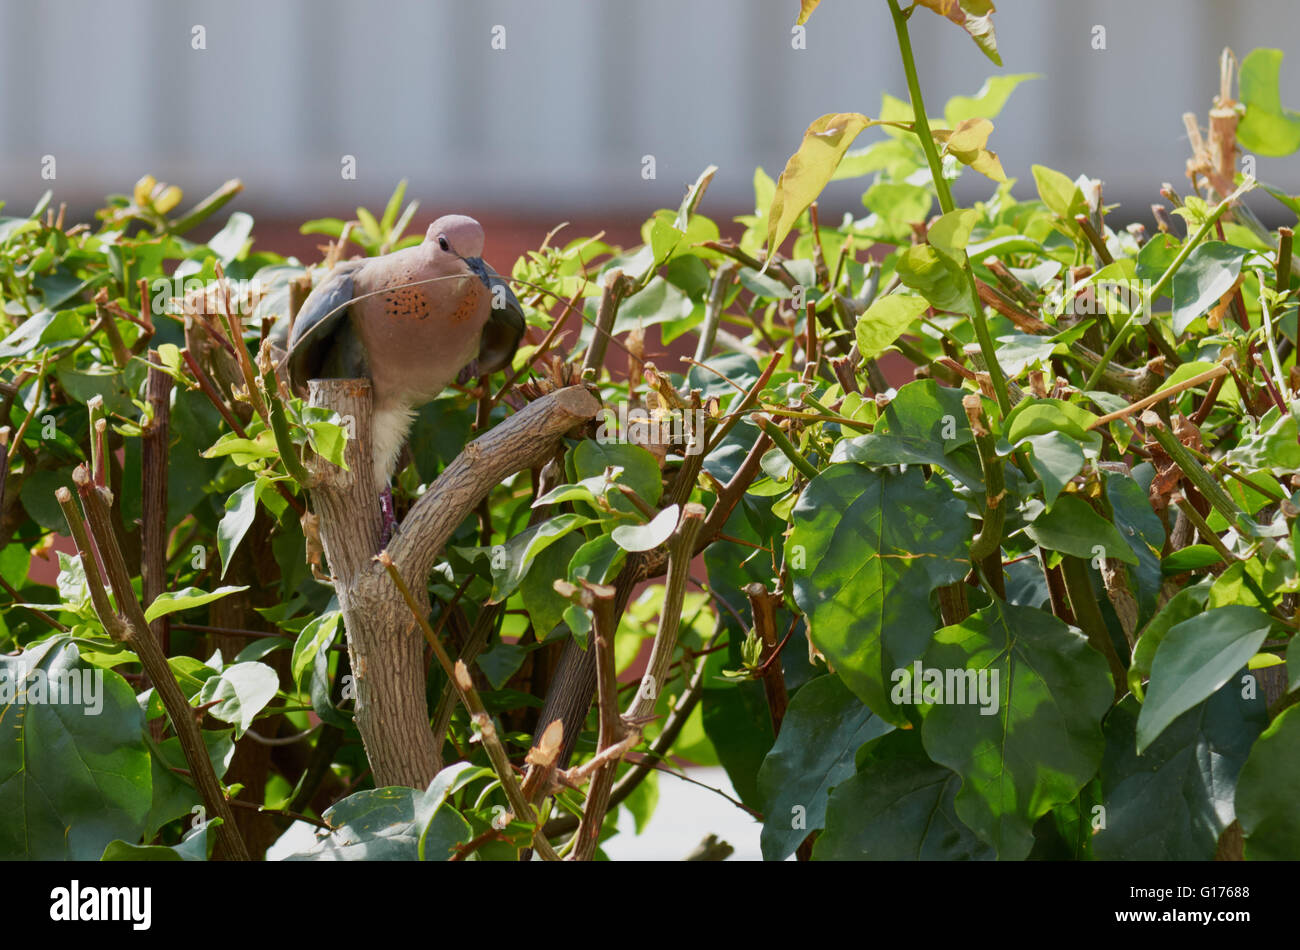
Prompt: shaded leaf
<box><xmin>1137</xmin><ymin>606</ymin><xmax>1272</xmax><ymax>753</ymax></box>
<box><xmin>789</xmin><ymin>465</ymin><xmax>971</xmax><ymax>723</ymax></box>
<box><xmin>757</xmin><ymin>674</ymin><xmax>894</xmax><ymax>861</ymax></box>
<box><xmin>921</xmin><ymin>599</ymin><xmax>1113</xmax><ymax>859</ymax></box>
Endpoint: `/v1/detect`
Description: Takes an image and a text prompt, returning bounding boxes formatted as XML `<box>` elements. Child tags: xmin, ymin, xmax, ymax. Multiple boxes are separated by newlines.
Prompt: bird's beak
<box><xmin>464</xmin><ymin>256</ymin><xmax>491</xmax><ymax>287</ymax></box>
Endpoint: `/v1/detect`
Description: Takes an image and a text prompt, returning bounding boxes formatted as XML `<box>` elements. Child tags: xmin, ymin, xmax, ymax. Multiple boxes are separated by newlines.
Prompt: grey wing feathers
<box><xmin>476</xmin><ymin>264</ymin><xmax>526</xmax><ymax>376</ymax></box>
<box><xmin>286</xmin><ymin>260</ymin><xmax>368</xmax><ymax>392</ymax></box>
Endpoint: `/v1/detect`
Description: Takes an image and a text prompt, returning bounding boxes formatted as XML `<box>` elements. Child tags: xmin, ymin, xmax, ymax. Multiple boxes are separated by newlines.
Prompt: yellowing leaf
<box><xmin>933</xmin><ymin>118</ymin><xmax>1006</xmax><ymax>183</ymax></box>
<box><xmin>133</xmin><ymin>174</ymin><xmax>157</xmax><ymax>207</ymax></box>
<box><xmin>767</xmin><ymin>113</ymin><xmax>878</xmax><ymax>264</ymax></box>
<box><xmin>855</xmin><ymin>293</ymin><xmax>931</xmax><ymax>361</ymax></box>
<box><xmin>155</xmin><ymin>185</ymin><xmax>183</xmax><ymax>215</ymax></box>
<box><xmin>796</xmin><ymin>0</ymin><xmax>821</xmax><ymax>25</ymax></box>
<box><xmin>914</xmin><ymin>0</ymin><xmax>1001</xmax><ymax>66</ymax></box>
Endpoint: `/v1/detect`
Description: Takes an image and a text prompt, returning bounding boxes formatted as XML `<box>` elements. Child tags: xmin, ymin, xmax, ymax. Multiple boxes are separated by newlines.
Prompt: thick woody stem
<box><xmin>380</xmin><ymin>554</ymin><xmax>559</xmax><ymax>861</ymax></box>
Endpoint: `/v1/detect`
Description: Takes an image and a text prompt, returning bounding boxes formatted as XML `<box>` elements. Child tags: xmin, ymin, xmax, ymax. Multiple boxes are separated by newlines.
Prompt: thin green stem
<box><xmin>756</xmin><ymin>416</ymin><xmax>820</xmax><ymax>481</ymax></box>
<box><xmin>886</xmin><ymin>0</ymin><xmax>1012</xmax><ymax>418</ymax></box>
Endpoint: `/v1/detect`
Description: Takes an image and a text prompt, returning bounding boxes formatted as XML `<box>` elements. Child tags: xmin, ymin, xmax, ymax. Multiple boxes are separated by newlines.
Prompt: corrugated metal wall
<box><xmin>0</xmin><ymin>0</ymin><xmax>1296</xmax><ymax>219</ymax></box>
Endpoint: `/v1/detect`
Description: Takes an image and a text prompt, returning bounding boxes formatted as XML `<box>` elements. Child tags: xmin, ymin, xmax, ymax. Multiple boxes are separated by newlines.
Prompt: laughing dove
<box><xmin>287</xmin><ymin>215</ymin><xmax>525</xmax><ymax>504</ymax></box>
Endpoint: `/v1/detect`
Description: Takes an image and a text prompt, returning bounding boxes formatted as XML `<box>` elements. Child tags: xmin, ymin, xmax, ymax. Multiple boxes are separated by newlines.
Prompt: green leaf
<box><xmin>144</xmin><ymin>585</ymin><xmax>249</xmax><ymax>624</ymax></box>
<box><xmin>567</xmin><ymin>534</ymin><xmax>626</xmax><ymax>586</ymax></box>
<box><xmin>0</xmin><ymin>309</ymin><xmax>83</xmax><ymax>358</ymax></box>
<box><xmin>572</xmin><ymin>441</ymin><xmax>663</xmax><ymax>513</ymax></box>
<box><xmin>861</xmin><ymin>182</ymin><xmax>932</xmax><ymax>239</ymax></box>
<box><xmin>1136</xmin><ymin>606</ymin><xmax>1273</xmax><ymax>753</ymax></box>
<box><xmin>853</xmin><ymin>293</ymin><xmax>929</xmax><ymax>361</ymax></box>
<box><xmin>144</xmin><ymin>729</ymin><xmax>233</xmax><ymax>838</ymax></box>
<box><xmin>609</xmin><ymin>276</ymin><xmax>693</xmax><ymax>335</ymax></box>
<box><xmin>380</xmin><ymin>179</ymin><xmax>407</xmax><ymax>233</ymax></box>
<box><xmin>929</xmin><ymin>208</ymin><xmax>981</xmax><ymax>261</ymax></box>
<box><xmin>196</xmin><ymin>661</ymin><xmax>280</xmax><ymax>737</ymax></box>
<box><xmin>1238</xmin><ymin>48</ymin><xmax>1300</xmax><ymax>157</ymax></box>
<box><xmin>300</xmin><ymin>218</ymin><xmax>345</xmax><ymax>238</ymax></box>
<box><xmin>0</xmin><ymin>640</ymin><xmax>151</xmax><ymax>859</ymax></box>
<box><xmin>1161</xmin><ymin>544</ymin><xmax>1225</xmax><ymax>575</ymax></box>
<box><xmin>521</xmin><ymin>532</ymin><xmax>585</xmax><ymax>638</ymax></box>
<box><xmin>291</xmin><ymin>611</ymin><xmax>342</xmax><ymax>687</ymax></box>
<box><xmin>534</xmin><ymin>467</ymin><xmax>625</xmax><ymax>509</ymax></box>
<box><xmin>767</xmin><ymin>113</ymin><xmax>878</xmax><ymax>259</ymax></box>
<box><xmin>943</xmin><ymin>74</ymin><xmax>1038</xmax><ymax>127</ymax></box>
<box><xmin>103</xmin><ymin>823</ymin><xmax>215</xmax><ymax>861</ymax></box>
<box><xmin>1024</xmin><ymin>432</ymin><xmax>1084</xmax><ymax>506</ymax></box>
<box><xmin>1235</xmin><ymin>705</ymin><xmax>1300</xmax><ymax>859</ymax></box>
<box><xmin>216</xmin><ymin>481</ymin><xmax>258</xmax><ymax>579</ymax></box>
<box><xmin>1171</xmin><ymin>242</ymin><xmax>1249</xmax><ymax>335</ymax></box>
<box><xmin>757</xmin><ymin>674</ymin><xmax>894</xmax><ymax>861</ymax></box>
<box><xmin>832</xmin><ymin>379</ymin><xmax>984</xmax><ymax>491</ymax></box>
<box><xmin>1225</xmin><ymin>408</ymin><xmax>1300</xmax><ymax>473</ymax></box>
<box><xmin>284</xmin><ymin>785</ymin><xmax>469</xmax><ymax>861</ymax></box>
<box><xmin>1129</xmin><ymin>586</ymin><xmax>1211</xmax><ymax>697</ymax></box>
<box><xmin>489</xmin><ymin>513</ymin><xmax>594</xmax><ymax>602</ymax></box>
<box><xmin>895</xmin><ymin>243</ymin><xmax>971</xmax><ymax>315</ymax></box>
<box><xmin>1105</xmin><ymin>470</ymin><xmax>1166</xmax><ymax>624</ymax></box>
<box><xmin>208</xmin><ymin>212</ymin><xmax>253</xmax><ymax>264</ymax></box>
<box><xmin>789</xmin><ymin>465</ymin><xmax>972</xmax><ymax>723</ymax></box>
<box><xmin>1031</xmin><ymin>164</ymin><xmax>1085</xmax><ymax>225</ymax></box>
<box><xmin>304</xmin><ymin>419</ymin><xmax>349</xmax><ymax>470</ymax></box>
<box><xmin>814</xmin><ymin>731</ymin><xmax>993</xmax><ymax>860</ymax></box>
<box><xmin>1003</xmin><ymin>400</ymin><xmax>1097</xmax><ymax>447</ymax></box>
<box><xmin>611</xmin><ymin>504</ymin><xmax>679</xmax><ymax>553</ymax></box>
<box><xmin>1093</xmin><ymin>687</ymin><xmax>1266</xmax><ymax>859</ymax></box>
<box><xmin>355</xmin><ymin>206</ymin><xmax>382</xmax><ymax>243</ymax></box>
<box><xmin>921</xmin><ymin>599</ymin><xmax>1113</xmax><ymax>859</ymax></box>
<box><xmin>1024</xmin><ymin>495</ymin><xmax>1138</xmax><ymax>564</ymax></box>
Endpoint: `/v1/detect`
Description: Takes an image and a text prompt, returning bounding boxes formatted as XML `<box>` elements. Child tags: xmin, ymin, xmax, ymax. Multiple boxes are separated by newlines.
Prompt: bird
<box><xmin>285</xmin><ymin>214</ymin><xmax>525</xmax><ymax>540</ymax></box>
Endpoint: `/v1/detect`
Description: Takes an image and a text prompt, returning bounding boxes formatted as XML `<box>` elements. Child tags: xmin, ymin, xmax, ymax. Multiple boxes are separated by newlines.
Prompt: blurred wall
<box><xmin>0</xmin><ymin>0</ymin><xmax>1297</xmax><ymax>228</ymax></box>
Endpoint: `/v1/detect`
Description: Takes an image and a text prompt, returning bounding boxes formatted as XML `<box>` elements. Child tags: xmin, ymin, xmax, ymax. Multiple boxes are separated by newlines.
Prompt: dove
<box><xmin>286</xmin><ymin>214</ymin><xmax>525</xmax><ymax>540</ymax></box>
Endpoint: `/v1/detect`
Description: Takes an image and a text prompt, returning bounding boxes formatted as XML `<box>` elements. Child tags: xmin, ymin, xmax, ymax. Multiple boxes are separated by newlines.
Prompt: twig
<box><xmin>581</xmin><ymin>269</ymin><xmax>631</xmax><ymax>380</ymax></box>
<box><xmin>543</xmin><ymin>619</ymin><xmax>723</xmax><ymax>838</ymax></box>
<box><xmin>694</xmin><ymin>263</ymin><xmax>738</xmax><ymax>363</ymax></box>
<box><xmin>58</xmin><ymin>469</ymin><xmax>249</xmax><ymax>861</ymax></box>
<box><xmin>566</xmin><ymin>580</ymin><xmax>624</xmax><ymax>861</ymax></box>
<box><xmin>141</xmin><ymin>350</ymin><xmax>172</xmax><ymax>656</ymax></box>
<box><xmin>213</xmin><ymin>262</ymin><xmax>270</xmax><ymax>425</ymax></box>
<box><xmin>745</xmin><ymin>582</ymin><xmax>788</xmax><ymax>736</ymax></box>
<box><xmin>1087</xmin><ymin>362</ymin><xmax>1230</xmax><ymax>429</ymax></box>
<box><xmin>626</xmin><ymin>504</ymin><xmax>707</xmax><ymax>723</ymax></box>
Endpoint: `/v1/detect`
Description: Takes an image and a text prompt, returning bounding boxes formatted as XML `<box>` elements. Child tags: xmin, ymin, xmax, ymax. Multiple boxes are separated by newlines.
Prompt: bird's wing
<box><xmin>475</xmin><ymin>264</ymin><xmax>526</xmax><ymax>375</ymax></box>
<box><xmin>286</xmin><ymin>259</ymin><xmax>369</xmax><ymax>391</ymax></box>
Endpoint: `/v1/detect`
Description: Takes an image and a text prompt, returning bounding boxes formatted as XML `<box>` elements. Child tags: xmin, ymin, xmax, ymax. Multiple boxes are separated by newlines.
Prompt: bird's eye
<box><xmin>437</xmin><ymin>236</ymin><xmax>450</xmax><ymax>252</ymax></box>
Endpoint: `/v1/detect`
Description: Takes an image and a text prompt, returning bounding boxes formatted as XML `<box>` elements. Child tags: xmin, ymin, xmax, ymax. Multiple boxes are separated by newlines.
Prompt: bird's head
<box><xmin>426</xmin><ymin>215</ymin><xmax>487</xmax><ymax>277</ymax></box>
